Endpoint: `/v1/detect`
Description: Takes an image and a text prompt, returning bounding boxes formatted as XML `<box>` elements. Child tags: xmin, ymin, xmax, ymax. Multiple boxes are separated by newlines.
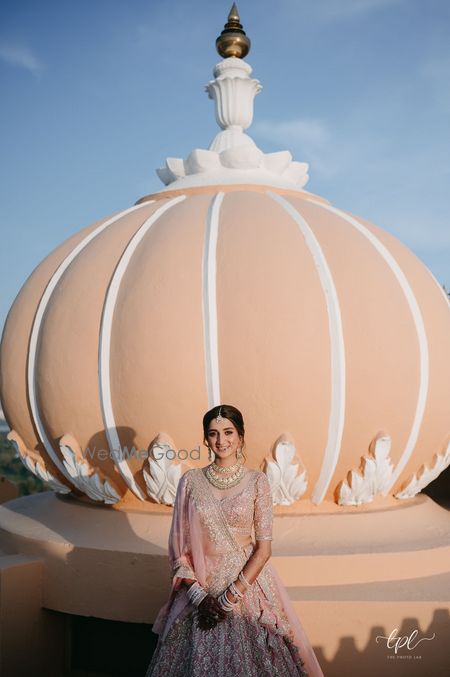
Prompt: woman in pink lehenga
<box><xmin>145</xmin><ymin>404</ymin><xmax>324</xmax><ymax>677</ymax></box>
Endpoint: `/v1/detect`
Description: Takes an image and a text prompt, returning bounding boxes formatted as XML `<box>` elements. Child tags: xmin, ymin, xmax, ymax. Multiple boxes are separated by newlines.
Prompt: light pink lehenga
<box><xmin>145</xmin><ymin>467</ymin><xmax>324</xmax><ymax>677</ymax></box>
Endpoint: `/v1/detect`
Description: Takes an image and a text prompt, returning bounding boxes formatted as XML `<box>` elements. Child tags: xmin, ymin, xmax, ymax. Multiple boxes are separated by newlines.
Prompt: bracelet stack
<box><xmin>186</xmin><ymin>581</ymin><xmax>208</xmax><ymax>607</ymax></box>
<box><xmin>238</xmin><ymin>570</ymin><xmax>251</xmax><ymax>589</ymax></box>
<box><xmin>218</xmin><ymin>569</ymin><xmax>253</xmax><ymax>611</ymax></box>
<box><xmin>229</xmin><ymin>580</ymin><xmax>244</xmax><ymax>600</ymax></box>
<box><xmin>218</xmin><ymin>588</ymin><xmax>238</xmax><ymax>611</ymax></box>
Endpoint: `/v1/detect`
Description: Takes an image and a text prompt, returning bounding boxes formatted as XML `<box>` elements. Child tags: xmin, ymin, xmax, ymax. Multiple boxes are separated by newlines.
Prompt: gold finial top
<box><xmin>228</xmin><ymin>3</ymin><xmax>240</xmax><ymax>22</ymax></box>
<box><xmin>216</xmin><ymin>3</ymin><xmax>251</xmax><ymax>59</ymax></box>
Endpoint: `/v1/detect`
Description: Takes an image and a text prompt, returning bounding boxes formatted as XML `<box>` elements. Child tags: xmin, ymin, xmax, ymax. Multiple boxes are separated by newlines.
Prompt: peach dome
<box><xmin>1</xmin><ymin>34</ymin><xmax>449</xmax><ymax>513</ymax></box>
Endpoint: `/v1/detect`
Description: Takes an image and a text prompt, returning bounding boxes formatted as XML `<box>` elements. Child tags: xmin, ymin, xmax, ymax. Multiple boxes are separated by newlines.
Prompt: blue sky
<box><xmin>1</xmin><ymin>0</ymin><xmax>449</xmax><ymax>334</ymax></box>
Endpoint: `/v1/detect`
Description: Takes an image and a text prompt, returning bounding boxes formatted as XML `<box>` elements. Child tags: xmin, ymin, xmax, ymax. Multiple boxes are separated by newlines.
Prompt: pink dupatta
<box><xmin>152</xmin><ymin>468</ymin><xmax>249</xmax><ymax>640</ymax></box>
<box><xmin>152</xmin><ymin>468</ymin><xmax>324</xmax><ymax>677</ymax></box>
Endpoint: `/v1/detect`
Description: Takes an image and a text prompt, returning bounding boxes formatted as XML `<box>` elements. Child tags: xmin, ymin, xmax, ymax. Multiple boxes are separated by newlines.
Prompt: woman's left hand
<box><xmin>196</xmin><ymin>594</ymin><xmax>227</xmax><ymax>631</ymax></box>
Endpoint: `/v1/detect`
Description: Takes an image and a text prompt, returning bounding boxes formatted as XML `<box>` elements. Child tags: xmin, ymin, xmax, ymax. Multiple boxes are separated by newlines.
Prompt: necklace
<box><xmin>205</xmin><ymin>462</ymin><xmax>245</xmax><ymax>489</ymax></box>
<box><xmin>212</xmin><ymin>460</ymin><xmax>241</xmax><ymax>474</ymax></box>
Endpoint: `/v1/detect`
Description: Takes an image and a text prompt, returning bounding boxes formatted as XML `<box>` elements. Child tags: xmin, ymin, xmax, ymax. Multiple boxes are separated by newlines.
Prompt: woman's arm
<box><xmin>226</xmin><ymin>540</ymin><xmax>271</xmax><ymax>600</ymax></box>
<box><xmin>225</xmin><ymin>472</ymin><xmax>273</xmax><ymax>602</ymax></box>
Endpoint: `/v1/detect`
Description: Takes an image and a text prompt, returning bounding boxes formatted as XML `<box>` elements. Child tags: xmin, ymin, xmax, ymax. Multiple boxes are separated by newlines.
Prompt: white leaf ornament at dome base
<box><xmin>7</xmin><ymin>429</ymin><xmax>71</xmax><ymax>494</ymax></box>
<box><xmin>338</xmin><ymin>433</ymin><xmax>395</xmax><ymax>506</ymax></box>
<box><xmin>264</xmin><ymin>436</ymin><xmax>307</xmax><ymax>505</ymax></box>
<box><xmin>156</xmin><ymin>57</ymin><xmax>309</xmax><ymax>190</ymax></box>
<box><xmin>142</xmin><ymin>435</ymin><xmax>189</xmax><ymax>506</ymax></box>
<box><xmin>59</xmin><ymin>434</ymin><xmax>121</xmax><ymax>504</ymax></box>
<box><xmin>394</xmin><ymin>439</ymin><xmax>450</xmax><ymax>499</ymax></box>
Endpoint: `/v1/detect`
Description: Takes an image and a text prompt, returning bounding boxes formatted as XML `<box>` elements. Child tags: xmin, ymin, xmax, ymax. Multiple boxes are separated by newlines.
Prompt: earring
<box><xmin>236</xmin><ymin>447</ymin><xmax>243</xmax><ymax>460</ymax></box>
<box><xmin>208</xmin><ymin>446</ymin><xmax>215</xmax><ymax>462</ymax></box>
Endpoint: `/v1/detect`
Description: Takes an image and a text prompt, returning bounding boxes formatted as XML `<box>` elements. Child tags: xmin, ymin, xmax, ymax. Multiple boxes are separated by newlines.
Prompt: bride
<box><xmin>145</xmin><ymin>404</ymin><xmax>324</xmax><ymax>676</ymax></box>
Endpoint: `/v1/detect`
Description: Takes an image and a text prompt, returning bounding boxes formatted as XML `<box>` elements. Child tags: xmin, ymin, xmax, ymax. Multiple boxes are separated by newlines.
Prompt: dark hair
<box><xmin>202</xmin><ymin>404</ymin><xmax>247</xmax><ymax>463</ymax></box>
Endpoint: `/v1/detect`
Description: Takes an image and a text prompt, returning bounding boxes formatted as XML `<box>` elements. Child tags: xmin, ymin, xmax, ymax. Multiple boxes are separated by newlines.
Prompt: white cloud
<box><xmin>252</xmin><ymin>116</ymin><xmax>365</xmax><ymax>179</ymax></box>
<box><xmin>0</xmin><ymin>41</ymin><xmax>43</xmax><ymax>76</ymax></box>
<box><xmin>252</xmin><ymin>117</ymin><xmax>337</xmax><ymax>177</ymax></box>
<box><xmin>253</xmin><ymin>118</ymin><xmax>330</xmax><ymax>147</ymax></box>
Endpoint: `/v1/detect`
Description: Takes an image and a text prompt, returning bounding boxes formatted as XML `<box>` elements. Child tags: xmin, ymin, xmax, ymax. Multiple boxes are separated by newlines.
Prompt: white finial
<box><xmin>155</xmin><ymin>13</ymin><xmax>309</xmax><ymax>191</ymax></box>
<box><xmin>206</xmin><ymin>57</ymin><xmax>262</xmax><ymax>154</ymax></box>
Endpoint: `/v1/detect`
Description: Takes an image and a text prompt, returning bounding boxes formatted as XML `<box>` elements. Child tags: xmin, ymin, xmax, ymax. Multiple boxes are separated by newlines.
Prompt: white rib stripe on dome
<box><xmin>312</xmin><ymin>201</ymin><xmax>429</xmax><ymax>493</ymax></box>
<box><xmin>202</xmin><ymin>192</ymin><xmax>225</xmax><ymax>408</ymax></box>
<box><xmin>268</xmin><ymin>192</ymin><xmax>346</xmax><ymax>505</ymax></box>
<box><xmin>99</xmin><ymin>195</ymin><xmax>186</xmax><ymax>501</ymax></box>
<box><xmin>27</xmin><ymin>201</ymin><xmax>153</xmax><ymax>490</ymax></box>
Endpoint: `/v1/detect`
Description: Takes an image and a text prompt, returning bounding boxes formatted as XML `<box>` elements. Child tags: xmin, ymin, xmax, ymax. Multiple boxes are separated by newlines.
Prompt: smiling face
<box><xmin>206</xmin><ymin>416</ymin><xmax>243</xmax><ymax>464</ymax></box>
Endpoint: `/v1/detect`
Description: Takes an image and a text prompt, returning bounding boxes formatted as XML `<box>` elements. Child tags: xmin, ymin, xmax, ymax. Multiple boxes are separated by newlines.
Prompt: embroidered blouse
<box><xmin>218</xmin><ymin>469</ymin><xmax>273</xmax><ymax>542</ymax></box>
<box><xmin>171</xmin><ymin>468</ymin><xmax>273</xmax><ymax>582</ymax></box>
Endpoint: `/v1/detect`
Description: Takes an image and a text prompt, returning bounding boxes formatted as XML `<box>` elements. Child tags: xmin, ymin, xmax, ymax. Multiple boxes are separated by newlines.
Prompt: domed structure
<box><xmin>1</xmin><ymin>8</ymin><xmax>449</xmax><ymax>514</ymax></box>
<box><xmin>1</xmin><ymin>7</ymin><xmax>450</xmax><ymax>675</ymax></box>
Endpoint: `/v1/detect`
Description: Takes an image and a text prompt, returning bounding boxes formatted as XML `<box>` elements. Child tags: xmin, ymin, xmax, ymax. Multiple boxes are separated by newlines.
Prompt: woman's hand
<box><xmin>183</xmin><ymin>578</ymin><xmax>197</xmax><ymax>588</ymax></box>
<box><xmin>196</xmin><ymin>594</ymin><xmax>227</xmax><ymax>631</ymax></box>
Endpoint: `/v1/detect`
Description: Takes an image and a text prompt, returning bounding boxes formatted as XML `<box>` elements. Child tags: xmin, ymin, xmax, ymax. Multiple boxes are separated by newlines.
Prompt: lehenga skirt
<box><xmin>145</xmin><ymin>564</ymin><xmax>309</xmax><ymax>677</ymax></box>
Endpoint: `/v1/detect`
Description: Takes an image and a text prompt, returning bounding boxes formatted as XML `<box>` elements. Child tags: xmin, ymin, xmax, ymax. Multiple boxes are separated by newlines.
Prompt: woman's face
<box><xmin>206</xmin><ymin>417</ymin><xmax>242</xmax><ymax>462</ymax></box>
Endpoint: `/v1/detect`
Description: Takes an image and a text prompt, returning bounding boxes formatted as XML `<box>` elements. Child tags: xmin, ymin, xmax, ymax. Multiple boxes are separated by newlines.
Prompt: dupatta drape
<box><xmin>152</xmin><ymin>468</ymin><xmax>250</xmax><ymax>641</ymax></box>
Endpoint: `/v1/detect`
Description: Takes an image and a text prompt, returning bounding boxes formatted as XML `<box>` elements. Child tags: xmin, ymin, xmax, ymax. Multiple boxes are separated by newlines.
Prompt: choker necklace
<box><xmin>212</xmin><ymin>460</ymin><xmax>241</xmax><ymax>474</ymax></box>
<box><xmin>205</xmin><ymin>462</ymin><xmax>245</xmax><ymax>489</ymax></box>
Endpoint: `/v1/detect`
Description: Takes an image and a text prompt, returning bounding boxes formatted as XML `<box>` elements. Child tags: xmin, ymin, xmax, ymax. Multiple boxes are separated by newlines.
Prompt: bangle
<box><xmin>224</xmin><ymin>589</ymin><xmax>238</xmax><ymax>606</ymax></box>
<box><xmin>218</xmin><ymin>589</ymin><xmax>238</xmax><ymax>611</ymax></box>
<box><xmin>229</xmin><ymin>580</ymin><xmax>244</xmax><ymax>598</ymax></box>
<box><xmin>186</xmin><ymin>581</ymin><xmax>208</xmax><ymax>607</ymax></box>
<box><xmin>238</xmin><ymin>570</ymin><xmax>252</xmax><ymax>589</ymax></box>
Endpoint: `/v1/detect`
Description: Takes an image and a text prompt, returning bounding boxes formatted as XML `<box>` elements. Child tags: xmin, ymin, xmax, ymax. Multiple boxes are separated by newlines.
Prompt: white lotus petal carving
<box><xmin>283</xmin><ymin>161</ymin><xmax>310</xmax><ymax>184</ymax></box>
<box><xmin>263</xmin><ymin>151</ymin><xmax>292</xmax><ymax>175</ymax></box>
<box><xmin>264</xmin><ymin>435</ymin><xmax>307</xmax><ymax>505</ymax></box>
<box><xmin>220</xmin><ymin>145</ymin><xmax>264</xmax><ymax>169</ymax></box>
<box><xmin>142</xmin><ymin>434</ymin><xmax>190</xmax><ymax>505</ymax></box>
<box><xmin>165</xmin><ymin>157</ymin><xmax>185</xmax><ymax>180</ymax></box>
<box><xmin>185</xmin><ymin>149</ymin><xmax>221</xmax><ymax>174</ymax></box>
<box><xmin>7</xmin><ymin>429</ymin><xmax>71</xmax><ymax>494</ymax></box>
<box><xmin>157</xmin><ymin>146</ymin><xmax>309</xmax><ymax>188</ymax></box>
<box><xmin>59</xmin><ymin>434</ymin><xmax>121</xmax><ymax>504</ymax></box>
<box><xmin>394</xmin><ymin>439</ymin><xmax>450</xmax><ymax>499</ymax></box>
<box><xmin>155</xmin><ymin>166</ymin><xmax>173</xmax><ymax>185</ymax></box>
<box><xmin>338</xmin><ymin>432</ymin><xmax>395</xmax><ymax>506</ymax></box>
